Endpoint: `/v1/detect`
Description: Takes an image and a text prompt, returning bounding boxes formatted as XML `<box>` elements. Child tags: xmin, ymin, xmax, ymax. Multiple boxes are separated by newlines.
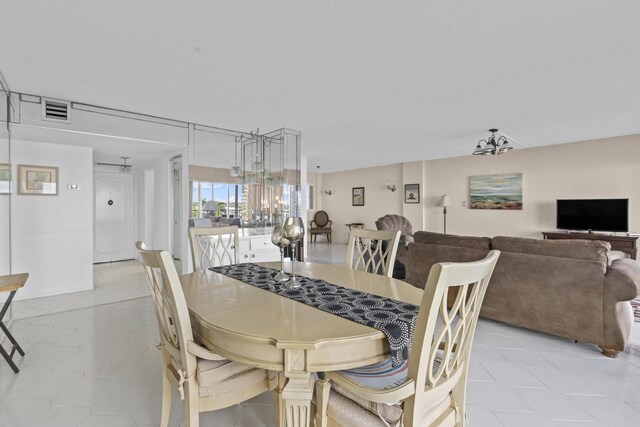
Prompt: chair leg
<box><xmin>451</xmin><ymin>376</ymin><xmax>468</xmax><ymax>427</ymax></box>
<box><xmin>183</xmin><ymin>378</ymin><xmax>199</xmax><ymax>427</ymax></box>
<box><xmin>160</xmin><ymin>351</ymin><xmax>172</xmax><ymax>427</ymax></box>
<box><xmin>315</xmin><ymin>376</ymin><xmax>331</xmax><ymax>427</ymax></box>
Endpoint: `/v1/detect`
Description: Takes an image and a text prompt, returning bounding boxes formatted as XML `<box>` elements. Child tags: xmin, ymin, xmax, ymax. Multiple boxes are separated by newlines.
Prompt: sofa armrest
<box><xmin>605</xmin><ymin>259</ymin><xmax>640</xmax><ymax>301</ymax></box>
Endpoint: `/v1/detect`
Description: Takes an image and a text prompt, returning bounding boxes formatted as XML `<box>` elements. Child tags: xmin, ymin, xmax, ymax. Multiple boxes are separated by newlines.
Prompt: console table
<box><xmin>542</xmin><ymin>232</ymin><xmax>638</xmax><ymax>260</ymax></box>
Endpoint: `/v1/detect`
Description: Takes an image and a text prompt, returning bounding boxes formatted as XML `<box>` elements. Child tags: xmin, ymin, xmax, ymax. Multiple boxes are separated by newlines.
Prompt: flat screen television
<box><xmin>556</xmin><ymin>199</ymin><xmax>629</xmax><ymax>232</ymax></box>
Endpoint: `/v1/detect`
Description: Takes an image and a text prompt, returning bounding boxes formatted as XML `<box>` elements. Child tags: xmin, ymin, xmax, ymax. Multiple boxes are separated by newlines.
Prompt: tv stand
<box><xmin>542</xmin><ymin>232</ymin><xmax>638</xmax><ymax>260</ymax></box>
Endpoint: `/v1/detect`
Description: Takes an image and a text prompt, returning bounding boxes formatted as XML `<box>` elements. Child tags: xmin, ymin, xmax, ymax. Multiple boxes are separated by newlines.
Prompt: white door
<box><xmin>94</xmin><ymin>171</ymin><xmax>135</xmax><ymax>262</ymax></box>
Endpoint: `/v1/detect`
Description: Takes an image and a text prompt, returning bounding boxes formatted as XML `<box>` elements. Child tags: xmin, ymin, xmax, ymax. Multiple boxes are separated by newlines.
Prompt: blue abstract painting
<box><xmin>469</xmin><ymin>173</ymin><xmax>522</xmax><ymax>210</ymax></box>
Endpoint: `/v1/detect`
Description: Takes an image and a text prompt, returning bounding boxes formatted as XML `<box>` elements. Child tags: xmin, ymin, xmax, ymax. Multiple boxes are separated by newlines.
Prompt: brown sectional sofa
<box><xmin>402</xmin><ymin>231</ymin><xmax>640</xmax><ymax>357</ymax></box>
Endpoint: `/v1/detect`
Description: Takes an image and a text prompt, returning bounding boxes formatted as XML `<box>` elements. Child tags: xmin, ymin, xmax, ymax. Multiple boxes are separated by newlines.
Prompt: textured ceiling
<box><xmin>1</xmin><ymin>1</ymin><xmax>639</xmax><ymax>171</ymax></box>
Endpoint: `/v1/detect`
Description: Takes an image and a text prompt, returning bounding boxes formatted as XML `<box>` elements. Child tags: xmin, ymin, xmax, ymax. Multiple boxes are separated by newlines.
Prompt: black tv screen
<box><xmin>556</xmin><ymin>199</ymin><xmax>628</xmax><ymax>232</ymax></box>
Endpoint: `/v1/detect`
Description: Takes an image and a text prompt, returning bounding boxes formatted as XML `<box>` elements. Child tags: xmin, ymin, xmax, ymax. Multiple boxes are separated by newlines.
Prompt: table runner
<box><xmin>210</xmin><ymin>263</ymin><xmax>419</xmax><ymax>367</ymax></box>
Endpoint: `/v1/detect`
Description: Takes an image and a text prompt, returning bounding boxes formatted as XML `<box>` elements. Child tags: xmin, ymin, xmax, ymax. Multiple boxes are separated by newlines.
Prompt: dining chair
<box><xmin>346</xmin><ymin>228</ymin><xmax>401</xmax><ymax>278</ymax></box>
<box><xmin>188</xmin><ymin>225</ymin><xmax>239</xmax><ymax>271</ymax></box>
<box><xmin>315</xmin><ymin>250</ymin><xmax>500</xmax><ymax>427</ymax></box>
<box><xmin>135</xmin><ymin>242</ymin><xmax>276</xmax><ymax>427</ymax></box>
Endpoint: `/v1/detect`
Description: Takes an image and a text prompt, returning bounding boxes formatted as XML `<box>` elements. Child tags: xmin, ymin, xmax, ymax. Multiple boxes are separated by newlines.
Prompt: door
<box><xmin>94</xmin><ymin>171</ymin><xmax>135</xmax><ymax>262</ymax></box>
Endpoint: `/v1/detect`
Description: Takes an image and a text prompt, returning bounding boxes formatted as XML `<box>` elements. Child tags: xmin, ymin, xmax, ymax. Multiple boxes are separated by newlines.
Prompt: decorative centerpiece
<box><xmin>282</xmin><ymin>217</ymin><xmax>305</xmax><ymax>288</ymax></box>
<box><xmin>271</xmin><ymin>224</ymin><xmax>291</xmax><ymax>282</ymax></box>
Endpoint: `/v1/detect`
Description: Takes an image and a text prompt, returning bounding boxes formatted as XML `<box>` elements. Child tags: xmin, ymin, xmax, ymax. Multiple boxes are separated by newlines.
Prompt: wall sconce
<box><xmin>324</xmin><ymin>186</ymin><xmax>333</xmax><ymax>196</ymax></box>
<box><xmin>386</xmin><ymin>180</ymin><xmax>397</xmax><ymax>192</ymax></box>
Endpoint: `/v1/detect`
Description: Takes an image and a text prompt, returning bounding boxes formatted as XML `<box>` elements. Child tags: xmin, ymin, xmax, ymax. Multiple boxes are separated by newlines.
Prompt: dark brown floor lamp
<box><xmin>438</xmin><ymin>194</ymin><xmax>451</xmax><ymax>234</ymax></box>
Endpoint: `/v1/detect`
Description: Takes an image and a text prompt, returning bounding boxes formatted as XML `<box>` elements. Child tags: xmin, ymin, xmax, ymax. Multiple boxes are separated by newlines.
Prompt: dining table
<box><xmin>179</xmin><ymin>261</ymin><xmax>423</xmax><ymax>427</ymax></box>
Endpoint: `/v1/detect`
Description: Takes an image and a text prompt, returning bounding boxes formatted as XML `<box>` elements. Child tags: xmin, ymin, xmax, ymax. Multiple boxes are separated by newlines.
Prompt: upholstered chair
<box><xmin>375</xmin><ymin>214</ymin><xmax>414</xmax><ymax>245</ymax></box>
<box><xmin>310</xmin><ymin>210</ymin><xmax>333</xmax><ymax>243</ymax></box>
<box><xmin>315</xmin><ymin>250</ymin><xmax>500</xmax><ymax>427</ymax></box>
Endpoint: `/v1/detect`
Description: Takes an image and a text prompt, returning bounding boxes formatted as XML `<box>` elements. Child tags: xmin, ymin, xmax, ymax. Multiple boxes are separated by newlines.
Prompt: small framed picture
<box><xmin>18</xmin><ymin>164</ymin><xmax>59</xmax><ymax>195</ymax></box>
<box><xmin>0</xmin><ymin>163</ymin><xmax>10</xmax><ymax>195</ymax></box>
<box><xmin>352</xmin><ymin>187</ymin><xmax>365</xmax><ymax>206</ymax></box>
<box><xmin>404</xmin><ymin>183</ymin><xmax>420</xmax><ymax>203</ymax></box>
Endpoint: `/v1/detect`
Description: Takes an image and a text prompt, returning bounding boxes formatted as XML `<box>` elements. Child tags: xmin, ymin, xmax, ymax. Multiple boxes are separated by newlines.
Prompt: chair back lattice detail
<box><xmin>189</xmin><ymin>226</ymin><xmax>239</xmax><ymax>271</ymax></box>
<box><xmin>346</xmin><ymin>229</ymin><xmax>401</xmax><ymax>278</ymax></box>
<box><xmin>404</xmin><ymin>250</ymin><xmax>500</xmax><ymax>425</ymax></box>
<box><xmin>314</xmin><ymin>211</ymin><xmax>330</xmax><ymax>228</ymax></box>
<box><xmin>136</xmin><ymin>242</ymin><xmax>194</xmax><ymax>370</ymax></box>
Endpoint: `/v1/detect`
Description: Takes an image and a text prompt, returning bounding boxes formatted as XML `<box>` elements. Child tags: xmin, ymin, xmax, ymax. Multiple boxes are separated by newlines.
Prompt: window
<box><xmin>191</xmin><ymin>181</ymin><xmax>243</xmax><ymax>220</ymax></box>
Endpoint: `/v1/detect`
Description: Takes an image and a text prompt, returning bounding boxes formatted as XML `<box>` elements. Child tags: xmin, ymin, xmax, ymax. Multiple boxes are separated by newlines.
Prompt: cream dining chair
<box><xmin>346</xmin><ymin>228</ymin><xmax>401</xmax><ymax>278</ymax></box>
<box><xmin>315</xmin><ymin>250</ymin><xmax>500</xmax><ymax>427</ymax></box>
<box><xmin>136</xmin><ymin>242</ymin><xmax>276</xmax><ymax>427</ymax></box>
<box><xmin>188</xmin><ymin>225</ymin><xmax>239</xmax><ymax>271</ymax></box>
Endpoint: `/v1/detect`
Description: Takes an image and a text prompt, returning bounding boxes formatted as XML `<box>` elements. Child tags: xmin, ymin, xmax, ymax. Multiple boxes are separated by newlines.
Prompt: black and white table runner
<box><xmin>210</xmin><ymin>263</ymin><xmax>419</xmax><ymax>367</ymax></box>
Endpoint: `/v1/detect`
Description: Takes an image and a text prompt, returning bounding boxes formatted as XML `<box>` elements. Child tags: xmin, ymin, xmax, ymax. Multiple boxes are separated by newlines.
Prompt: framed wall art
<box><xmin>352</xmin><ymin>187</ymin><xmax>365</xmax><ymax>206</ymax></box>
<box><xmin>404</xmin><ymin>183</ymin><xmax>419</xmax><ymax>203</ymax></box>
<box><xmin>469</xmin><ymin>173</ymin><xmax>522</xmax><ymax>210</ymax></box>
<box><xmin>0</xmin><ymin>163</ymin><xmax>10</xmax><ymax>195</ymax></box>
<box><xmin>18</xmin><ymin>164</ymin><xmax>59</xmax><ymax>195</ymax></box>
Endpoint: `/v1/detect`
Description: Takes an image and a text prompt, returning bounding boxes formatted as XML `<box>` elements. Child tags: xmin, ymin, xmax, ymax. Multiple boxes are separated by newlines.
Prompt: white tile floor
<box><xmin>10</xmin><ymin>261</ymin><xmax>152</xmax><ymax>320</ymax></box>
<box><xmin>0</xmin><ymin>243</ymin><xmax>639</xmax><ymax>426</ymax></box>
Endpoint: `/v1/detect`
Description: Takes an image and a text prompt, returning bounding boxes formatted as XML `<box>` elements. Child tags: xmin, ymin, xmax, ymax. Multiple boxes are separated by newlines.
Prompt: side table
<box><xmin>345</xmin><ymin>222</ymin><xmax>365</xmax><ymax>241</ymax></box>
<box><xmin>0</xmin><ymin>273</ymin><xmax>28</xmax><ymax>373</ymax></box>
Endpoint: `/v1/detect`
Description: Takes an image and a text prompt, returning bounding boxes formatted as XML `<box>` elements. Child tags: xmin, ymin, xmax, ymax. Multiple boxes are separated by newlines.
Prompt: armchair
<box><xmin>375</xmin><ymin>214</ymin><xmax>414</xmax><ymax>245</ymax></box>
<box><xmin>375</xmin><ymin>214</ymin><xmax>414</xmax><ymax>279</ymax></box>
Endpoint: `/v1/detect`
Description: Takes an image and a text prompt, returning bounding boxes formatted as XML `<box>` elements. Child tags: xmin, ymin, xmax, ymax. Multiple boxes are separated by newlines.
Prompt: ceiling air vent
<box><xmin>42</xmin><ymin>98</ymin><xmax>71</xmax><ymax>123</ymax></box>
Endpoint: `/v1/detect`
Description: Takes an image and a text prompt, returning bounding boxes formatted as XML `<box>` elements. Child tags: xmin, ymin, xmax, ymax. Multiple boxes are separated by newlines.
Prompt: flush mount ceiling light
<box><xmin>472</xmin><ymin>129</ymin><xmax>514</xmax><ymax>156</ymax></box>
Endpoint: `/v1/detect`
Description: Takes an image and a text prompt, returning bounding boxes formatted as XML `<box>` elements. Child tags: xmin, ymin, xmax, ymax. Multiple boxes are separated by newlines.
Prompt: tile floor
<box><xmin>0</xmin><ymin>242</ymin><xmax>639</xmax><ymax>426</ymax></box>
<box><xmin>10</xmin><ymin>260</ymin><xmax>151</xmax><ymax>320</ymax></box>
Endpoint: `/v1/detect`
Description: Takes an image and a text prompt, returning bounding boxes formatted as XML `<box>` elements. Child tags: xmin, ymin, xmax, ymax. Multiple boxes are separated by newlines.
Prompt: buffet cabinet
<box><xmin>237</xmin><ymin>234</ymin><xmax>280</xmax><ymax>263</ymax></box>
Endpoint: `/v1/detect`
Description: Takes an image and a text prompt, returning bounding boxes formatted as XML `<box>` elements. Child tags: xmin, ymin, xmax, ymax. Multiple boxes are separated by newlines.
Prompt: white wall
<box><xmin>10</xmin><ymin>140</ymin><xmax>93</xmax><ymax>299</ymax></box>
<box><xmin>320</xmin><ymin>164</ymin><xmax>403</xmax><ymax>243</ymax></box>
<box><xmin>401</xmin><ymin>161</ymin><xmax>425</xmax><ymax>231</ymax></box>
<box><xmin>424</xmin><ymin>135</ymin><xmax>640</xmax><ymax>238</ymax></box>
<box><xmin>318</xmin><ymin>134</ymin><xmax>640</xmax><ymax>242</ymax></box>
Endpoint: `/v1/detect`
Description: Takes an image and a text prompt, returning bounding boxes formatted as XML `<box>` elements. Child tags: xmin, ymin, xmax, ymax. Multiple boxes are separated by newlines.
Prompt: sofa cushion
<box><xmin>413</xmin><ymin>231</ymin><xmax>491</xmax><ymax>250</ymax></box>
<box><xmin>491</xmin><ymin>236</ymin><xmax>610</xmax><ymax>263</ymax></box>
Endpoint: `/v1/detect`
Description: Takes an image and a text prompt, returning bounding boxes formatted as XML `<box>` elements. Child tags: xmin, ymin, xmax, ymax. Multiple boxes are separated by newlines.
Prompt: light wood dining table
<box><xmin>179</xmin><ymin>261</ymin><xmax>423</xmax><ymax>427</ymax></box>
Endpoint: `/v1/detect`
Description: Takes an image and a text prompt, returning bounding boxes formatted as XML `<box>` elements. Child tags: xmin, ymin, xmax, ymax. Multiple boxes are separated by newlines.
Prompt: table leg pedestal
<box><xmin>281</xmin><ymin>348</ymin><xmax>314</xmax><ymax>427</ymax></box>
